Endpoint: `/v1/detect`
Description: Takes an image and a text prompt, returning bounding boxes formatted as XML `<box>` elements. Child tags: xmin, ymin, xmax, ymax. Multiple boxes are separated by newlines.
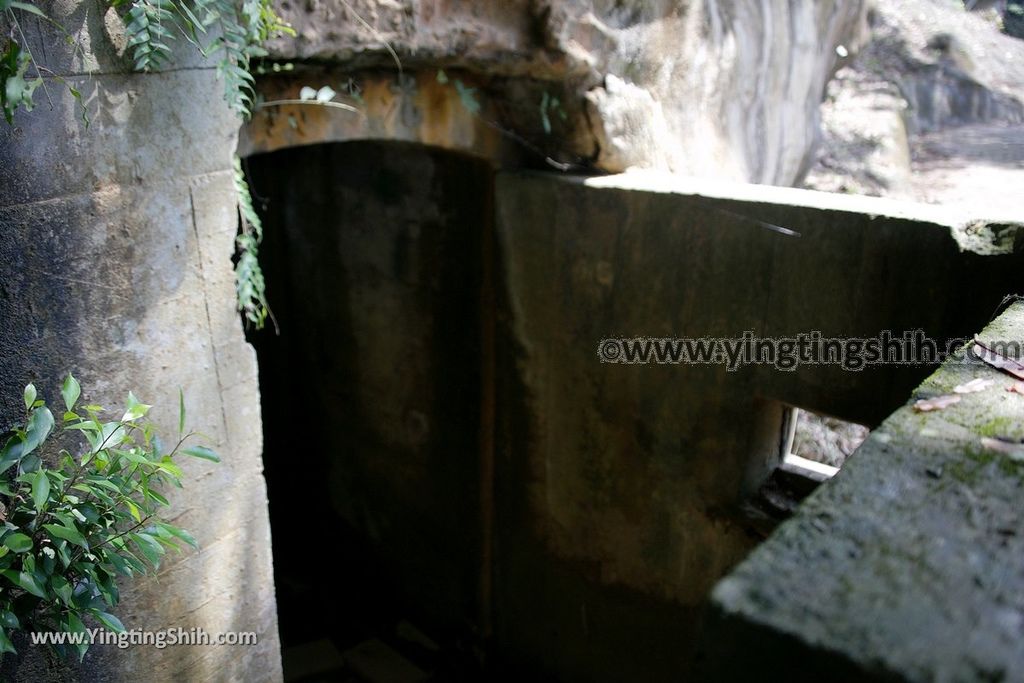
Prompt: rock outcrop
<box><xmin>264</xmin><ymin>0</ymin><xmax>868</xmax><ymax>185</ymax></box>
<box><xmin>866</xmin><ymin>0</ymin><xmax>1024</xmax><ymax>134</ymax></box>
<box><xmin>804</xmin><ymin>0</ymin><xmax>1024</xmax><ymax>213</ymax></box>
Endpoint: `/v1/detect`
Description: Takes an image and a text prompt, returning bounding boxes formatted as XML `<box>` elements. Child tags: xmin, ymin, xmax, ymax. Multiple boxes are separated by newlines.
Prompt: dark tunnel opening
<box><xmin>244</xmin><ymin>141</ymin><xmax>495</xmax><ymax>681</ymax></box>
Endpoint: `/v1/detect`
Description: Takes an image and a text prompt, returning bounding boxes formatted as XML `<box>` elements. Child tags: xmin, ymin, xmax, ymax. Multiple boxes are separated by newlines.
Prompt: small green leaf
<box><xmin>182</xmin><ymin>445</ymin><xmax>220</xmax><ymax>463</ymax></box>
<box><xmin>121</xmin><ymin>391</ymin><xmax>151</xmax><ymax>421</ymax></box>
<box><xmin>178</xmin><ymin>388</ymin><xmax>186</xmax><ymax>437</ymax></box>
<box><xmin>118</xmin><ymin>448</ymin><xmax>152</xmax><ymax>466</ymax></box>
<box><xmin>10</xmin><ymin>2</ymin><xmax>47</xmax><ymax>18</ymax></box>
<box><xmin>31</xmin><ymin>470</ymin><xmax>50</xmax><ymax>511</ymax></box>
<box><xmin>0</xmin><ymin>436</ymin><xmax>25</xmax><ymax>475</ymax></box>
<box><xmin>454</xmin><ymin>80</ymin><xmax>481</xmax><ymax>115</ymax></box>
<box><xmin>125</xmin><ymin>499</ymin><xmax>142</xmax><ymax>523</ymax></box>
<box><xmin>66</xmin><ymin>611</ymin><xmax>86</xmax><ymax>634</ymax></box>
<box><xmin>2</xmin><ymin>569</ymin><xmax>47</xmax><ymax>598</ymax></box>
<box><xmin>156</xmin><ymin>458</ymin><xmax>183</xmax><ymax>478</ymax></box>
<box><xmin>90</xmin><ymin>422</ymin><xmax>126</xmax><ymax>453</ymax></box>
<box><xmin>43</xmin><ymin>524</ymin><xmax>88</xmax><ymax>550</ymax></box>
<box><xmin>92</xmin><ymin>610</ymin><xmax>126</xmax><ymax>633</ymax></box>
<box><xmin>22</xmin><ymin>406</ymin><xmax>54</xmax><ymax>457</ymax></box>
<box><xmin>0</xmin><ymin>611</ymin><xmax>19</xmax><ymax>630</ymax></box>
<box><xmin>131</xmin><ymin>533</ymin><xmax>165</xmax><ymax>567</ymax></box>
<box><xmin>19</xmin><ymin>453</ymin><xmax>41</xmax><ymax>474</ymax></box>
<box><xmin>85</xmin><ymin>477</ymin><xmax>121</xmax><ymax>493</ymax></box>
<box><xmin>23</xmin><ymin>383</ymin><xmax>36</xmax><ymax>410</ymax></box>
<box><xmin>105</xmin><ymin>551</ymin><xmax>133</xmax><ymax>577</ymax></box>
<box><xmin>145</xmin><ymin>488</ymin><xmax>169</xmax><ymax>506</ymax></box>
<box><xmin>0</xmin><ymin>627</ymin><xmax>14</xmax><ymax>655</ymax></box>
<box><xmin>2</xmin><ymin>533</ymin><xmax>32</xmax><ymax>553</ymax></box>
<box><xmin>158</xmin><ymin>522</ymin><xmax>198</xmax><ymax>550</ymax></box>
<box><xmin>62</xmin><ymin>373</ymin><xmax>81</xmax><ymax>412</ymax></box>
<box><xmin>55</xmin><ymin>542</ymin><xmax>71</xmax><ymax>568</ymax></box>
<box><xmin>65</xmin><ymin>612</ymin><xmax>88</xmax><ymax>661</ymax></box>
<box><xmin>117</xmin><ymin>548</ymin><xmax>147</xmax><ymax>575</ymax></box>
<box><xmin>50</xmin><ymin>574</ymin><xmax>73</xmax><ymax>605</ymax></box>
<box><xmin>94</xmin><ymin>569</ymin><xmax>118</xmax><ymax>606</ymax></box>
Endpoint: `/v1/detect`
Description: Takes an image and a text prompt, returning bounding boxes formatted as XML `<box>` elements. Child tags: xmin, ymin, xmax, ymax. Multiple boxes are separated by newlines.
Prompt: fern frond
<box><xmin>125</xmin><ymin>0</ymin><xmax>180</xmax><ymax>71</ymax></box>
<box><xmin>232</xmin><ymin>156</ymin><xmax>270</xmax><ymax>329</ymax></box>
<box><xmin>118</xmin><ymin>0</ymin><xmax>291</xmax><ymax>328</ymax></box>
<box><xmin>121</xmin><ymin>0</ymin><xmax>290</xmax><ymax>116</ymax></box>
<box><xmin>234</xmin><ymin>155</ymin><xmax>263</xmax><ymax>240</ymax></box>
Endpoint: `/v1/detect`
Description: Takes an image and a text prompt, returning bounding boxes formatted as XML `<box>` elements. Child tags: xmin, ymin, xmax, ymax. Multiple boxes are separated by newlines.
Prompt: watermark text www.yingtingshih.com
<box><xmin>30</xmin><ymin>627</ymin><xmax>258</xmax><ymax>650</ymax></box>
<box><xmin>596</xmin><ymin>330</ymin><xmax>1022</xmax><ymax>372</ymax></box>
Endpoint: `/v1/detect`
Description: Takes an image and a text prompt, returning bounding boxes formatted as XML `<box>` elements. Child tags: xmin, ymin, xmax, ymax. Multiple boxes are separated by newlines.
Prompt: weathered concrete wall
<box><xmin>239</xmin><ymin>69</ymin><xmax>522</xmax><ymax>164</ymax></box>
<box><xmin>0</xmin><ymin>1</ymin><xmax>281</xmax><ymax>680</ymax></box>
<box><xmin>705</xmin><ymin>302</ymin><xmax>1024</xmax><ymax>682</ymax></box>
<box><xmin>491</xmin><ymin>171</ymin><xmax>1022</xmax><ymax>681</ymax></box>
<box><xmin>257</xmin><ymin>0</ymin><xmax>868</xmax><ymax>185</ymax></box>
<box><xmin>241</xmin><ymin>151</ymin><xmax>1020</xmax><ymax>681</ymax></box>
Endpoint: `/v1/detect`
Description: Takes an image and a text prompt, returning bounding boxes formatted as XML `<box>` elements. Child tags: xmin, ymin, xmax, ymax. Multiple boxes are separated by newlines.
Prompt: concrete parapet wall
<box><xmin>707</xmin><ymin>301</ymin><xmax>1024</xmax><ymax>682</ymax></box>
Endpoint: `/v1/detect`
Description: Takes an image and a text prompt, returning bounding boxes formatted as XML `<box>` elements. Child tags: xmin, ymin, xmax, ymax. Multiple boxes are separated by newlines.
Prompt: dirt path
<box><xmin>907</xmin><ymin>122</ymin><xmax>1024</xmax><ymax>215</ymax></box>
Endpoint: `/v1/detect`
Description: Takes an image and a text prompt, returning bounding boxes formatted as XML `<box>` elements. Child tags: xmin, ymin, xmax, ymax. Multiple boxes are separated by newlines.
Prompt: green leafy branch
<box><xmin>233</xmin><ymin>155</ymin><xmax>275</xmax><ymax>331</ymax></box>
<box><xmin>117</xmin><ymin>0</ymin><xmax>295</xmax><ymax>117</ymax></box>
<box><xmin>0</xmin><ymin>0</ymin><xmax>90</xmax><ymax>124</ymax></box>
<box><xmin>0</xmin><ymin>375</ymin><xmax>218</xmax><ymax>660</ymax></box>
<box><xmin>1</xmin><ymin>0</ymin><xmax>294</xmax><ymax>123</ymax></box>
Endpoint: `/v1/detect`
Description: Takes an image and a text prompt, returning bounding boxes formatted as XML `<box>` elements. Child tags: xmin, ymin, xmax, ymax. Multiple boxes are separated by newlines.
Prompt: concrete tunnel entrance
<box><xmin>238</xmin><ymin>135</ymin><xmax>1024</xmax><ymax>681</ymax></box>
<box><xmin>239</xmin><ymin>141</ymin><xmax>883</xmax><ymax>681</ymax></box>
<box><xmin>244</xmin><ymin>141</ymin><xmax>493</xmax><ymax>676</ymax></box>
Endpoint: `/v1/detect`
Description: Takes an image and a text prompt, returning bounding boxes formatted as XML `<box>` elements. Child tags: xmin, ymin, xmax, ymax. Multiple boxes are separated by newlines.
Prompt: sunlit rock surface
<box><xmin>263</xmin><ymin>0</ymin><xmax>868</xmax><ymax>185</ymax></box>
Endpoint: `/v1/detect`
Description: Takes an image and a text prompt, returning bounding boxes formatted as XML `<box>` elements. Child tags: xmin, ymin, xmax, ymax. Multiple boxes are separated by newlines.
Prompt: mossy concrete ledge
<box><xmin>706</xmin><ymin>302</ymin><xmax>1024</xmax><ymax>682</ymax></box>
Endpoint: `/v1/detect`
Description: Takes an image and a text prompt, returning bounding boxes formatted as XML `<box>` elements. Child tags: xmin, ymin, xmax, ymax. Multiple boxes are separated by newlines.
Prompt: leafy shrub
<box><xmin>0</xmin><ymin>375</ymin><xmax>218</xmax><ymax>660</ymax></box>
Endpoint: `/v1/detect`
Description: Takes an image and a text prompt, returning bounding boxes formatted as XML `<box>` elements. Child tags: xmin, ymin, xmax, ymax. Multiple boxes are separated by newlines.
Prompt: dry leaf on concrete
<box><xmin>980</xmin><ymin>437</ymin><xmax>1024</xmax><ymax>461</ymax></box>
<box><xmin>913</xmin><ymin>395</ymin><xmax>961</xmax><ymax>412</ymax></box>
<box><xmin>954</xmin><ymin>378</ymin><xmax>995</xmax><ymax>394</ymax></box>
<box><xmin>973</xmin><ymin>340</ymin><xmax>1024</xmax><ymax>380</ymax></box>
